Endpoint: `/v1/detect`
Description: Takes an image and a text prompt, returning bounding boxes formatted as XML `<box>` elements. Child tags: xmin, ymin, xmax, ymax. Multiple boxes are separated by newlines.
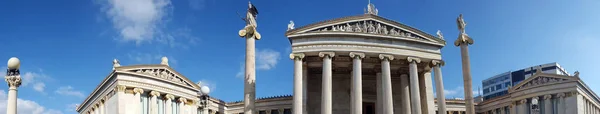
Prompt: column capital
<box><xmin>406</xmin><ymin>57</ymin><xmax>421</xmax><ymax>63</ymax></box>
<box><xmin>5</xmin><ymin>76</ymin><xmax>22</xmax><ymax>88</ymax></box>
<box><xmin>318</xmin><ymin>52</ymin><xmax>335</xmax><ymax>58</ymax></box>
<box><xmin>543</xmin><ymin>95</ymin><xmax>552</xmax><ymax>100</ymax></box>
<box><xmin>378</xmin><ymin>54</ymin><xmax>394</xmax><ymax>60</ymax></box>
<box><xmin>349</xmin><ymin>52</ymin><xmax>365</xmax><ymax>59</ymax></box>
<box><xmin>133</xmin><ymin>88</ymin><xmax>144</xmax><ymax>94</ymax></box>
<box><xmin>454</xmin><ymin>34</ymin><xmax>474</xmax><ymax>46</ymax></box>
<box><xmin>519</xmin><ymin>99</ymin><xmax>527</xmax><ymax>104</ymax></box>
<box><xmin>116</xmin><ymin>85</ymin><xmax>127</xmax><ymax>92</ymax></box>
<box><xmin>165</xmin><ymin>94</ymin><xmax>175</xmax><ymax>100</ymax></box>
<box><xmin>178</xmin><ymin>97</ymin><xmax>187</xmax><ymax>103</ymax></box>
<box><xmin>557</xmin><ymin>93</ymin><xmax>566</xmax><ymax>98</ymax></box>
<box><xmin>289</xmin><ymin>53</ymin><xmax>305</xmax><ymax>60</ymax></box>
<box><xmin>431</xmin><ymin>60</ymin><xmax>445</xmax><ymax>67</ymax></box>
<box><xmin>150</xmin><ymin>91</ymin><xmax>160</xmax><ymax>97</ymax></box>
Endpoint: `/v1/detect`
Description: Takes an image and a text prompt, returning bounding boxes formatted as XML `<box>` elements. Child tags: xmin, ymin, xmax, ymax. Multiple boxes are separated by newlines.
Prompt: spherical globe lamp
<box><xmin>201</xmin><ymin>86</ymin><xmax>210</xmax><ymax>95</ymax></box>
<box><xmin>7</xmin><ymin>57</ymin><xmax>20</xmax><ymax>70</ymax></box>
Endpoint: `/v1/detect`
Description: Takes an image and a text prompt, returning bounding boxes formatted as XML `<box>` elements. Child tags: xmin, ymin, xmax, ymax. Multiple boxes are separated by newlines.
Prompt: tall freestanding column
<box><xmin>454</xmin><ymin>14</ymin><xmax>475</xmax><ymax>114</ymax></box>
<box><xmin>290</xmin><ymin>53</ymin><xmax>305</xmax><ymax>114</ymax></box>
<box><xmin>400</xmin><ymin>74</ymin><xmax>411</xmax><ymax>114</ymax></box>
<box><xmin>5</xmin><ymin>57</ymin><xmax>21</xmax><ymax>114</ymax></box>
<box><xmin>431</xmin><ymin>60</ymin><xmax>447</xmax><ymax>114</ymax></box>
<box><xmin>133</xmin><ymin>88</ymin><xmax>144</xmax><ymax>114</ymax></box>
<box><xmin>379</xmin><ymin>54</ymin><xmax>394</xmax><ymax>114</ymax></box>
<box><xmin>350</xmin><ymin>52</ymin><xmax>365</xmax><ymax>114</ymax></box>
<box><xmin>238</xmin><ymin>2</ymin><xmax>261</xmax><ymax>114</ymax></box>
<box><xmin>407</xmin><ymin>57</ymin><xmax>422</xmax><ymax>114</ymax></box>
<box><xmin>319</xmin><ymin>52</ymin><xmax>335</xmax><ymax>114</ymax></box>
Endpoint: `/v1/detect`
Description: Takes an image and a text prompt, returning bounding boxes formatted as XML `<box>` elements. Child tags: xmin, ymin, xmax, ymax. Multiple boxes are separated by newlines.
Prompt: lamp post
<box><xmin>199</xmin><ymin>86</ymin><xmax>211</xmax><ymax>114</ymax></box>
<box><xmin>5</xmin><ymin>57</ymin><xmax>21</xmax><ymax>114</ymax></box>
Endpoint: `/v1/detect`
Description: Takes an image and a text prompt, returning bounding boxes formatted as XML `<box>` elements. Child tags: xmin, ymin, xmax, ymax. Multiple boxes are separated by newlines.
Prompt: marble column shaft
<box><xmin>459</xmin><ymin>43</ymin><xmax>475</xmax><ymax>114</ymax></box>
<box><xmin>380</xmin><ymin>54</ymin><xmax>394</xmax><ymax>114</ymax></box>
<box><xmin>432</xmin><ymin>60</ymin><xmax>447</xmax><ymax>114</ymax></box>
<box><xmin>350</xmin><ymin>52</ymin><xmax>365</xmax><ymax>114</ymax></box>
<box><xmin>116</xmin><ymin>85</ymin><xmax>127</xmax><ymax>114</ymax></box>
<box><xmin>150</xmin><ymin>91</ymin><xmax>160</xmax><ymax>114</ymax></box>
<box><xmin>319</xmin><ymin>52</ymin><xmax>335</xmax><ymax>114</ymax></box>
<box><xmin>100</xmin><ymin>101</ymin><xmax>105</xmax><ymax>114</ymax></box>
<box><xmin>179</xmin><ymin>98</ymin><xmax>187</xmax><ymax>114</ymax></box>
<box><xmin>557</xmin><ymin>93</ymin><xmax>565</xmax><ymax>114</ymax></box>
<box><xmin>544</xmin><ymin>95</ymin><xmax>553</xmax><ymax>114</ymax></box>
<box><xmin>290</xmin><ymin>53</ymin><xmax>305</xmax><ymax>114</ymax></box>
<box><xmin>518</xmin><ymin>99</ymin><xmax>527</xmax><ymax>114</ymax></box>
<box><xmin>244</xmin><ymin>33</ymin><xmax>257</xmax><ymax>114</ymax></box>
<box><xmin>303</xmin><ymin>64</ymin><xmax>308</xmax><ymax>114</ymax></box>
<box><xmin>400</xmin><ymin>74</ymin><xmax>411</xmax><ymax>114</ymax></box>
<box><xmin>408</xmin><ymin>57</ymin><xmax>422</xmax><ymax>114</ymax></box>
<box><xmin>133</xmin><ymin>88</ymin><xmax>144</xmax><ymax>114</ymax></box>
<box><xmin>509</xmin><ymin>104</ymin><xmax>516</xmax><ymax>114</ymax></box>
<box><xmin>165</xmin><ymin>94</ymin><xmax>174</xmax><ymax>114</ymax></box>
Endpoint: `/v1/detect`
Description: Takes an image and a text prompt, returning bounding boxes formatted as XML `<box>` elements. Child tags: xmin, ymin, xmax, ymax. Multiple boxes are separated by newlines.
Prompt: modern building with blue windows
<box><xmin>481</xmin><ymin>62</ymin><xmax>569</xmax><ymax>100</ymax></box>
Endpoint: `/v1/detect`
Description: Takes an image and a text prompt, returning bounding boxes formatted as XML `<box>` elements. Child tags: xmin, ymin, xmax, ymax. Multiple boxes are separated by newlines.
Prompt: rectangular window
<box><xmin>496</xmin><ymin>85</ymin><xmax>502</xmax><ymax>90</ymax></box>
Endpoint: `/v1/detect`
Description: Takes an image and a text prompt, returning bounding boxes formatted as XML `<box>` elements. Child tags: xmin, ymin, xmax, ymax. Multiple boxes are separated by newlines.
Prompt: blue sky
<box><xmin>1</xmin><ymin>0</ymin><xmax>599</xmax><ymax>114</ymax></box>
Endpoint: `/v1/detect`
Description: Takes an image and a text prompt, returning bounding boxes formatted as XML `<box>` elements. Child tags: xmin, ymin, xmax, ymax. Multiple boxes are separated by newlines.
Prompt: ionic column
<box><xmin>350</xmin><ymin>52</ymin><xmax>365</xmax><ymax>114</ymax></box>
<box><xmin>279</xmin><ymin>108</ymin><xmax>284</xmax><ymax>114</ymax></box>
<box><xmin>518</xmin><ymin>99</ymin><xmax>527</xmax><ymax>114</ymax></box>
<box><xmin>544</xmin><ymin>95</ymin><xmax>552</xmax><ymax>114</ymax></box>
<box><xmin>432</xmin><ymin>60</ymin><xmax>447</xmax><ymax>114</ymax></box>
<box><xmin>499</xmin><ymin>107</ymin><xmax>504</xmax><ymax>114</ymax></box>
<box><xmin>150</xmin><ymin>91</ymin><xmax>160</xmax><ymax>114</ymax></box>
<box><xmin>408</xmin><ymin>57</ymin><xmax>422</xmax><ymax>114</ymax></box>
<box><xmin>400</xmin><ymin>74</ymin><xmax>411</xmax><ymax>114</ymax></box>
<box><xmin>379</xmin><ymin>54</ymin><xmax>394</xmax><ymax>114</ymax></box>
<box><xmin>116</xmin><ymin>85</ymin><xmax>127</xmax><ymax>114</ymax></box>
<box><xmin>100</xmin><ymin>100</ymin><xmax>105</xmax><ymax>114</ymax></box>
<box><xmin>165</xmin><ymin>94</ymin><xmax>174</xmax><ymax>114</ymax></box>
<box><xmin>133</xmin><ymin>88</ymin><xmax>144</xmax><ymax>114</ymax></box>
<box><xmin>179</xmin><ymin>98</ymin><xmax>188</xmax><ymax>114</ymax></box>
<box><xmin>319</xmin><ymin>52</ymin><xmax>335</xmax><ymax>114</ymax></box>
<box><xmin>290</xmin><ymin>53</ymin><xmax>305</xmax><ymax>114</ymax></box>
<box><xmin>557</xmin><ymin>93</ymin><xmax>566</xmax><ymax>114</ymax></box>
<box><xmin>509</xmin><ymin>103</ymin><xmax>516</xmax><ymax>114</ymax></box>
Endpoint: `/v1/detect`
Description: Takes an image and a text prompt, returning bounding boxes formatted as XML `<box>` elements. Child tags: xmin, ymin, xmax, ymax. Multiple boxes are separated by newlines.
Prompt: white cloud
<box><xmin>55</xmin><ymin>86</ymin><xmax>85</xmax><ymax>98</ymax></box>
<box><xmin>65</xmin><ymin>103</ymin><xmax>79</xmax><ymax>112</ymax></box>
<box><xmin>235</xmin><ymin>62</ymin><xmax>244</xmax><ymax>79</ymax></box>
<box><xmin>21</xmin><ymin>72</ymin><xmax>51</xmax><ymax>94</ymax></box>
<box><xmin>102</xmin><ymin>0</ymin><xmax>172</xmax><ymax>43</ymax></box>
<box><xmin>256</xmin><ymin>49</ymin><xmax>281</xmax><ymax>70</ymax></box>
<box><xmin>33</xmin><ymin>83</ymin><xmax>46</xmax><ymax>93</ymax></box>
<box><xmin>235</xmin><ymin>49</ymin><xmax>282</xmax><ymax>79</ymax></box>
<box><xmin>434</xmin><ymin>86</ymin><xmax>481</xmax><ymax>99</ymax></box>
<box><xmin>0</xmin><ymin>90</ymin><xmax>63</xmax><ymax>114</ymax></box>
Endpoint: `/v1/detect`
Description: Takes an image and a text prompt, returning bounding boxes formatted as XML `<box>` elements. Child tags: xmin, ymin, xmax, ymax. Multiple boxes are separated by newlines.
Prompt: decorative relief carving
<box><xmin>5</xmin><ymin>76</ymin><xmax>21</xmax><ymax>88</ymax></box>
<box><xmin>543</xmin><ymin>95</ymin><xmax>552</xmax><ymax>100</ymax></box>
<box><xmin>133</xmin><ymin>88</ymin><xmax>144</xmax><ymax>94</ymax></box>
<box><xmin>165</xmin><ymin>94</ymin><xmax>175</xmax><ymax>100</ymax></box>
<box><xmin>150</xmin><ymin>91</ymin><xmax>160</xmax><ymax>97</ymax></box>
<box><xmin>407</xmin><ymin>57</ymin><xmax>421</xmax><ymax>63</ymax></box>
<box><xmin>310</xmin><ymin>20</ymin><xmax>426</xmax><ymax>40</ymax></box>
<box><xmin>130</xmin><ymin>68</ymin><xmax>186</xmax><ymax>84</ymax></box>
<box><xmin>518</xmin><ymin>76</ymin><xmax>568</xmax><ymax>89</ymax></box>
<box><xmin>116</xmin><ymin>85</ymin><xmax>126</xmax><ymax>92</ymax></box>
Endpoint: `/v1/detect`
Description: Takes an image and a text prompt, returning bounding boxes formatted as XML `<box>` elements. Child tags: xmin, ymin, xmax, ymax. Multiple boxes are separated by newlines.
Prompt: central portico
<box><xmin>286</xmin><ymin>3</ymin><xmax>447</xmax><ymax>114</ymax></box>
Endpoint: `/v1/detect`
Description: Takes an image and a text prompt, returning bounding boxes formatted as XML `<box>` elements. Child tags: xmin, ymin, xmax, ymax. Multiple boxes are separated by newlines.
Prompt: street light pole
<box><xmin>5</xmin><ymin>57</ymin><xmax>21</xmax><ymax>114</ymax></box>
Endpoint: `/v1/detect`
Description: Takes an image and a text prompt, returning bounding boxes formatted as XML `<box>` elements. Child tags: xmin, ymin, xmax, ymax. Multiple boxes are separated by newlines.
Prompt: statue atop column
<box><xmin>239</xmin><ymin>1</ymin><xmax>261</xmax><ymax>40</ymax></box>
<box><xmin>454</xmin><ymin>14</ymin><xmax>474</xmax><ymax>46</ymax></box>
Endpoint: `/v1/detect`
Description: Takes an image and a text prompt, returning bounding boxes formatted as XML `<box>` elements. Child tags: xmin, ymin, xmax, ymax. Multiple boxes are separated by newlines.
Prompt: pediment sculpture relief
<box><xmin>310</xmin><ymin>20</ymin><xmax>426</xmax><ymax>40</ymax></box>
<box><xmin>517</xmin><ymin>76</ymin><xmax>567</xmax><ymax>90</ymax></box>
<box><xmin>129</xmin><ymin>69</ymin><xmax>187</xmax><ymax>85</ymax></box>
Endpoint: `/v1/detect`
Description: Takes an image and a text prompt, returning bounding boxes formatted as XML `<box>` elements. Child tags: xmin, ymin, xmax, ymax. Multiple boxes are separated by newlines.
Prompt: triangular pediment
<box><xmin>116</xmin><ymin>65</ymin><xmax>200</xmax><ymax>89</ymax></box>
<box><xmin>510</xmin><ymin>73</ymin><xmax>576</xmax><ymax>92</ymax></box>
<box><xmin>286</xmin><ymin>14</ymin><xmax>446</xmax><ymax>46</ymax></box>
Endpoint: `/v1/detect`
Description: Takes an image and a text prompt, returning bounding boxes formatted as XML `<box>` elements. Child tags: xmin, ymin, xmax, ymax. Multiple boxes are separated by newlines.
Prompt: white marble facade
<box><xmin>476</xmin><ymin>71</ymin><xmax>600</xmax><ymax>114</ymax></box>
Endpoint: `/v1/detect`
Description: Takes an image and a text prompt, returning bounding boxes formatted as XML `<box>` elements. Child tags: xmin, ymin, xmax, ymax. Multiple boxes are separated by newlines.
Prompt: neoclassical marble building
<box><xmin>476</xmin><ymin>69</ymin><xmax>600</xmax><ymax>114</ymax></box>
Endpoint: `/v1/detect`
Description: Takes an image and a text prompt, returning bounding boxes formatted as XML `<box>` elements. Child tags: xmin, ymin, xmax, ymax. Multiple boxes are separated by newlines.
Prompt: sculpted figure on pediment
<box><xmin>345</xmin><ymin>23</ymin><xmax>353</xmax><ymax>32</ymax></box>
<box><xmin>375</xmin><ymin>23</ymin><xmax>381</xmax><ymax>34</ymax></box>
<box><xmin>354</xmin><ymin>23</ymin><xmax>362</xmax><ymax>32</ymax></box>
<box><xmin>159</xmin><ymin>71</ymin><xmax>168</xmax><ymax>78</ymax></box>
<box><xmin>144</xmin><ymin>69</ymin><xmax>152</xmax><ymax>75</ymax></box>
<box><xmin>367</xmin><ymin>21</ymin><xmax>375</xmax><ymax>33</ymax></box>
<box><xmin>383</xmin><ymin>26</ymin><xmax>389</xmax><ymax>35</ymax></box>
<box><xmin>332</xmin><ymin>25</ymin><xmax>338</xmax><ymax>31</ymax></box>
